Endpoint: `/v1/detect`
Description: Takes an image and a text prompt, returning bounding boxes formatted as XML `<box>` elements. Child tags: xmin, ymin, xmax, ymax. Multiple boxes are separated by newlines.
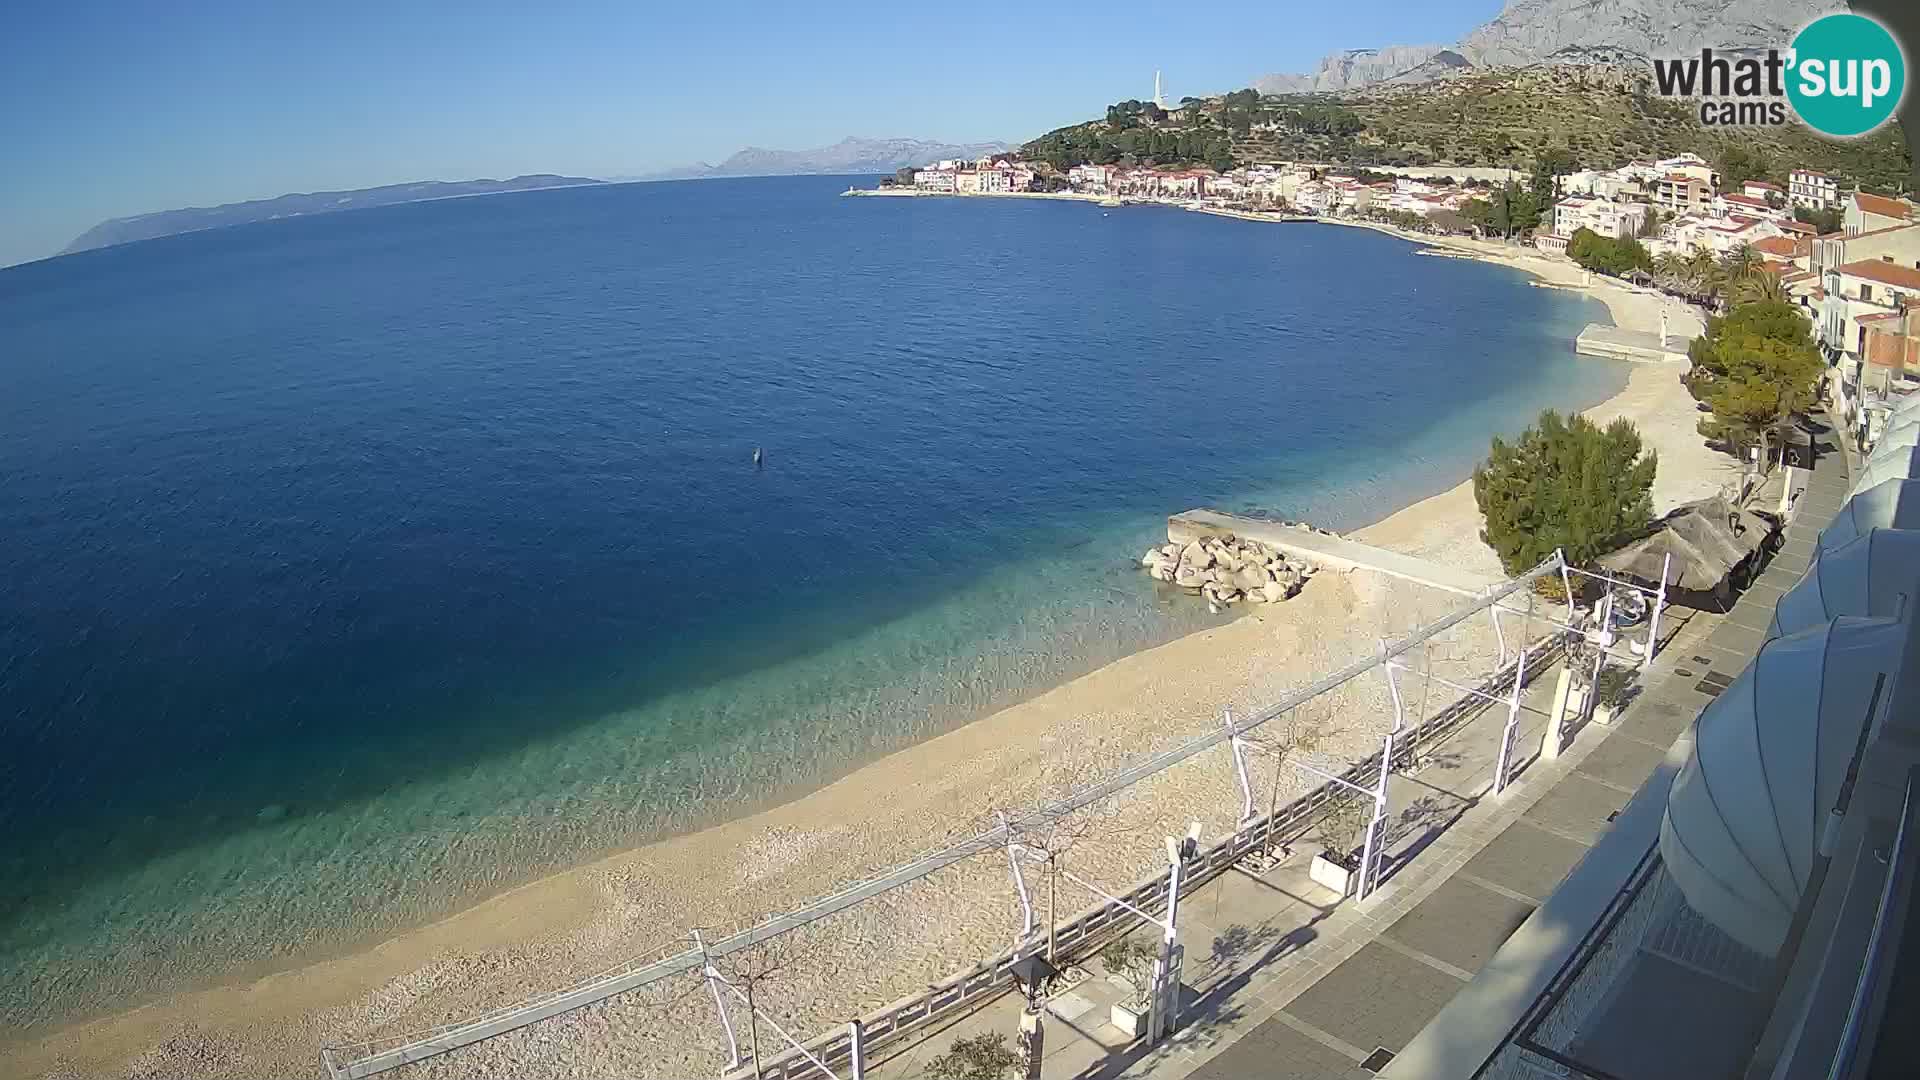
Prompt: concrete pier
<box><xmin>1575</xmin><ymin>324</ymin><xmax>1688</xmax><ymax>363</ymax></box>
<box><xmin>1167</xmin><ymin>509</ymin><xmax>1500</xmax><ymax>596</ymax></box>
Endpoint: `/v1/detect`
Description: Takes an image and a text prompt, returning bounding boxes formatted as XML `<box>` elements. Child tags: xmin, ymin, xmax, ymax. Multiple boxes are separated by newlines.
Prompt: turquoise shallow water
<box><xmin>0</xmin><ymin>176</ymin><xmax>1624</xmax><ymax>1026</ymax></box>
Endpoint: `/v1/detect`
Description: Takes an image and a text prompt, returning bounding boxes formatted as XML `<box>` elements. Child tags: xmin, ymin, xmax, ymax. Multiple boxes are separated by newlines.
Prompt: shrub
<box><xmin>925</xmin><ymin>1033</ymin><xmax>1024</xmax><ymax>1080</ymax></box>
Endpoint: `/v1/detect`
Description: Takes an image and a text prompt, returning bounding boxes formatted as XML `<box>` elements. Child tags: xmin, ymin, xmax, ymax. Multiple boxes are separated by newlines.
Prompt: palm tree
<box><xmin>1653</xmin><ymin>252</ymin><xmax>1688</xmax><ymax>295</ymax></box>
<box><xmin>1733</xmin><ymin>270</ymin><xmax>1789</xmax><ymax>306</ymax></box>
<box><xmin>1721</xmin><ymin>243</ymin><xmax>1762</xmax><ymax>281</ymax></box>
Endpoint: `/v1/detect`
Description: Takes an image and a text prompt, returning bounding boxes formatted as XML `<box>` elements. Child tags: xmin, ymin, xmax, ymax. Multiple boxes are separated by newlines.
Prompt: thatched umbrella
<box><xmin>1597</xmin><ymin>495</ymin><xmax>1777</xmax><ymax>608</ymax></box>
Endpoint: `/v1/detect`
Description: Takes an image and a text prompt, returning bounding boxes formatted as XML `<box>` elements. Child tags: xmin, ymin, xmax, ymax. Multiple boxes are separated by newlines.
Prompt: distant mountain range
<box><xmin>632</xmin><ymin>137</ymin><xmax>1012</xmax><ymax>181</ymax></box>
<box><xmin>62</xmin><ymin>175</ymin><xmax>602</xmax><ymax>256</ymax></box>
<box><xmin>1253</xmin><ymin>0</ymin><xmax>1827</xmax><ymax>93</ymax></box>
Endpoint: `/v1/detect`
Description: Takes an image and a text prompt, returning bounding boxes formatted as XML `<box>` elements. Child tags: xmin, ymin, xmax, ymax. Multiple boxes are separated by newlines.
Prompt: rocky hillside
<box><xmin>63</xmin><ymin>175</ymin><xmax>601</xmax><ymax>257</ymax></box>
<box><xmin>1254</xmin><ymin>0</ymin><xmax>1828</xmax><ymax>92</ymax></box>
<box><xmin>1255</xmin><ymin>46</ymin><xmax>1451</xmax><ymax>94</ymax></box>
<box><xmin>1025</xmin><ymin>65</ymin><xmax>1911</xmax><ymax>193</ymax></box>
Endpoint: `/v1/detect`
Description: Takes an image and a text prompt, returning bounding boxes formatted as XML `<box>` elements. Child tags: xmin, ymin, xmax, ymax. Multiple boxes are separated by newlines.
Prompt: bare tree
<box><xmin>704</xmin><ymin>935</ymin><xmax>799</xmax><ymax>1079</ymax></box>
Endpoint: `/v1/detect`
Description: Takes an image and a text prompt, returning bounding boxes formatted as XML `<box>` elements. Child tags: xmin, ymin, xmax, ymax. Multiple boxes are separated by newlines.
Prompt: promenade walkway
<box><xmin>866</xmin><ymin>423</ymin><xmax>1852</xmax><ymax>1080</ymax></box>
<box><xmin>1166</xmin><ymin>511</ymin><xmax>1499</xmax><ymax>597</ymax></box>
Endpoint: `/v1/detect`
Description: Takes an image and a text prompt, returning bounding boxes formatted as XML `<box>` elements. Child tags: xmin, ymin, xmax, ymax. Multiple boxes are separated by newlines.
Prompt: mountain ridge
<box><xmin>1254</xmin><ymin>0</ymin><xmax>1830</xmax><ymax>94</ymax></box>
<box><xmin>632</xmin><ymin>136</ymin><xmax>1012</xmax><ymax>181</ymax></box>
<box><xmin>62</xmin><ymin>175</ymin><xmax>601</xmax><ymax>257</ymax></box>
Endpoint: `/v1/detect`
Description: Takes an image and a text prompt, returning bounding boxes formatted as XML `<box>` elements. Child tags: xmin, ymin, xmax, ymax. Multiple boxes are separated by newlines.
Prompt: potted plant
<box><xmin>1098</xmin><ymin>938</ymin><xmax>1160</xmax><ymax>1038</ymax></box>
<box><xmin>1591</xmin><ymin>663</ymin><xmax>1635</xmax><ymax>725</ymax></box>
<box><xmin>1309</xmin><ymin>797</ymin><xmax>1370</xmax><ymax>897</ymax></box>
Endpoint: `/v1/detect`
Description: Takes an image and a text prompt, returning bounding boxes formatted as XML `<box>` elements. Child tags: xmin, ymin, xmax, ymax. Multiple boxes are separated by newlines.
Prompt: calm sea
<box><xmin>0</xmin><ymin>176</ymin><xmax>1622</xmax><ymax>1026</ymax></box>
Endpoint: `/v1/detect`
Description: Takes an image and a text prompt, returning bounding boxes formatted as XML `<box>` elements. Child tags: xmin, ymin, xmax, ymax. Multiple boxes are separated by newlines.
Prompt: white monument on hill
<box><xmin>1154</xmin><ymin>70</ymin><xmax>1166</xmax><ymax>110</ymax></box>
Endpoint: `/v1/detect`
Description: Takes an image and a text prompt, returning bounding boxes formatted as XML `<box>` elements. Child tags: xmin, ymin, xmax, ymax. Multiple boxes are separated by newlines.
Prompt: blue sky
<box><xmin>0</xmin><ymin>0</ymin><xmax>1500</xmax><ymax>267</ymax></box>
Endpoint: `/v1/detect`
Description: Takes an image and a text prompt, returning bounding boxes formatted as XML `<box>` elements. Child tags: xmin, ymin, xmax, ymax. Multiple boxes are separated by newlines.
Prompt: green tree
<box><xmin>1473</xmin><ymin>410</ymin><xmax>1658</xmax><ymax>575</ymax></box>
<box><xmin>1461</xmin><ymin>197</ymin><xmax>1496</xmax><ymax>235</ymax></box>
<box><xmin>1733</xmin><ymin>271</ymin><xmax>1789</xmax><ymax>306</ymax></box>
<box><xmin>1207</xmin><ymin>143</ymin><xmax>1236</xmax><ymax>173</ymax></box>
<box><xmin>926</xmin><ymin>1033</ymin><xmax>1024</xmax><ymax>1080</ymax></box>
<box><xmin>1565</xmin><ymin>228</ymin><xmax>1652</xmax><ymax>276</ymax></box>
<box><xmin>1531</xmin><ymin>146</ymin><xmax>1578</xmax><ymax>203</ymax></box>
<box><xmin>1686</xmin><ymin>300</ymin><xmax>1824</xmax><ymax>464</ymax></box>
<box><xmin>1794</xmin><ymin>205</ymin><xmax>1844</xmax><ymax>234</ymax></box>
<box><xmin>1713</xmin><ymin>145</ymin><xmax>1770</xmax><ymax>191</ymax></box>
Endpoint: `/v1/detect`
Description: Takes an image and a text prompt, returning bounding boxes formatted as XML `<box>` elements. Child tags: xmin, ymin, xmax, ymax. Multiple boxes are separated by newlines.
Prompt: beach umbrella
<box><xmin>1597</xmin><ymin>495</ymin><xmax>1772</xmax><ymax>595</ymax></box>
<box><xmin>1850</xmin><ymin>445</ymin><xmax>1920</xmax><ymax>498</ymax></box>
<box><xmin>1822</xmin><ymin>479</ymin><xmax>1920</xmax><ymax>554</ymax></box>
<box><xmin>1768</xmin><ymin>528</ymin><xmax>1920</xmax><ymax>639</ymax></box>
<box><xmin>1661</xmin><ymin>615</ymin><xmax>1906</xmax><ymax>956</ymax></box>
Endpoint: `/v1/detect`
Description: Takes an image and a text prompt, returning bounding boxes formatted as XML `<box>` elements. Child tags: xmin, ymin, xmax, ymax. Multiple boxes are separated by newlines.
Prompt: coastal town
<box><xmin>878</xmin><ymin>149</ymin><xmax>1920</xmax><ymax>454</ymax></box>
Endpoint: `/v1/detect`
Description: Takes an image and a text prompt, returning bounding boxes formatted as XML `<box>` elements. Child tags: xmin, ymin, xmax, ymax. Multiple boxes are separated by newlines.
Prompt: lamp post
<box><xmin>1009</xmin><ymin>954</ymin><xmax>1058</xmax><ymax>1080</ymax></box>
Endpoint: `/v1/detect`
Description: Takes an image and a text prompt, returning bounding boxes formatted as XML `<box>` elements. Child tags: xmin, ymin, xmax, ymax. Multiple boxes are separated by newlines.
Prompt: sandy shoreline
<box><xmin>8</xmin><ymin>215</ymin><xmax>1737</xmax><ymax>1080</ymax></box>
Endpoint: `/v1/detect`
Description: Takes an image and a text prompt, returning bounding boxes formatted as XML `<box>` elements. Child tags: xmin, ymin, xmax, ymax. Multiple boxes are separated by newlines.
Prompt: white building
<box><xmin>1067</xmin><ymin>163</ymin><xmax>1116</xmax><ymax>193</ymax></box>
<box><xmin>1790</xmin><ymin>169</ymin><xmax>1842</xmax><ymax>211</ymax></box>
<box><xmin>1846</xmin><ymin>192</ymin><xmax>1917</xmax><ymax>237</ymax></box>
<box><xmin>913</xmin><ymin>168</ymin><xmax>956</xmax><ymax>193</ymax></box>
<box><xmin>1551</xmin><ymin>195</ymin><xmax>1649</xmax><ymax>241</ymax></box>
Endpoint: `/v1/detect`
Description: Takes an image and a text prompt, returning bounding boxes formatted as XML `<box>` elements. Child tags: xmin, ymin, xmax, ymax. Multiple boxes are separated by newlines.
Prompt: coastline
<box><xmin>6</xmin><ymin>202</ymin><xmax>1736</xmax><ymax>1080</ymax></box>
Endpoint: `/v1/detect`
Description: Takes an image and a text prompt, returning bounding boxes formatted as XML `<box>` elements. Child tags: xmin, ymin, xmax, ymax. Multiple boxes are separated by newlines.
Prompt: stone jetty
<box><xmin>1140</xmin><ymin>532</ymin><xmax>1316</xmax><ymax>606</ymax></box>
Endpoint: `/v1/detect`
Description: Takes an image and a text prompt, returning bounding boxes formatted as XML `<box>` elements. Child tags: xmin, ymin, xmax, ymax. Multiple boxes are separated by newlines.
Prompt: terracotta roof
<box><xmin>1722</xmin><ymin>193</ymin><xmax>1773</xmax><ymax>209</ymax></box>
<box><xmin>1835</xmin><ymin>259</ymin><xmax>1920</xmax><ymax>291</ymax></box>
<box><xmin>1855</xmin><ymin>192</ymin><xmax>1916</xmax><ymax>220</ymax></box>
<box><xmin>1753</xmin><ymin>236</ymin><xmax>1803</xmax><ymax>257</ymax></box>
<box><xmin>1781</xmin><ymin>221</ymin><xmax>1819</xmax><ymax>236</ymax></box>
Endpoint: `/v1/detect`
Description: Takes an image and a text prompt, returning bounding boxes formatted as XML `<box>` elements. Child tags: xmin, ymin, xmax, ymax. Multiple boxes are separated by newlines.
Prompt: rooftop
<box><xmin>1856</xmin><ymin>192</ymin><xmax>1916</xmax><ymax>220</ymax></box>
<box><xmin>1835</xmin><ymin>259</ymin><xmax>1920</xmax><ymax>291</ymax></box>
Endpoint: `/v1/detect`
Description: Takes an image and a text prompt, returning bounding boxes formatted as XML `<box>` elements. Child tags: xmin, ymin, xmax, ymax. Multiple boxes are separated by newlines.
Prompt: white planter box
<box><xmin>1110</xmin><ymin>1001</ymin><xmax>1149</xmax><ymax>1038</ymax></box>
<box><xmin>1310</xmin><ymin>853</ymin><xmax>1355</xmax><ymax>897</ymax></box>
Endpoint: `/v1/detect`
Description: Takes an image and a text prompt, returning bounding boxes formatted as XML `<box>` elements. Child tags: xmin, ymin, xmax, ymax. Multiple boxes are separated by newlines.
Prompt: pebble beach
<box><xmin>7</xmin><ymin>223</ymin><xmax>1739</xmax><ymax>1080</ymax></box>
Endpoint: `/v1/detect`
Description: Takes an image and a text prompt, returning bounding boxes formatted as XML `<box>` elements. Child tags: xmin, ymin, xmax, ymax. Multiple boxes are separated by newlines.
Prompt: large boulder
<box><xmin>1236</xmin><ymin>566</ymin><xmax>1272</xmax><ymax>592</ymax></box>
<box><xmin>1179</xmin><ymin>541</ymin><xmax>1213</xmax><ymax>572</ymax></box>
<box><xmin>1175</xmin><ymin>564</ymin><xmax>1205</xmax><ymax>588</ymax></box>
<box><xmin>1261</xmin><ymin>581</ymin><xmax>1290</xmax><ymax>604</ymax></box>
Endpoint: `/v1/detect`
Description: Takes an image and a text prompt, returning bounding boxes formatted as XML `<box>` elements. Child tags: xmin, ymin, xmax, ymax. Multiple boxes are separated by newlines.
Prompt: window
<box><xmin>1863</xmin><ymin>284</ymin><xmax>1875</xmax><ymax>302</ymax></box>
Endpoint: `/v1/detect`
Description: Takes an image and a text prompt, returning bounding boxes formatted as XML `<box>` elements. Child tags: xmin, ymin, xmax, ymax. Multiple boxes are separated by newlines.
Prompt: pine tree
<box><xmin>1473</xmin><ymin>410</ymin><xmax>1658</xmax><ymax>575</ymax></box>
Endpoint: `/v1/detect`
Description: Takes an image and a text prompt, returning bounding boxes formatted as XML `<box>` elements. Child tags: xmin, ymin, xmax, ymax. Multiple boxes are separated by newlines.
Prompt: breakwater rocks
<box><xmin>1139</xmin><ymin>533</ymin><xmax>1316</xmax><ymax>606</ymax></box>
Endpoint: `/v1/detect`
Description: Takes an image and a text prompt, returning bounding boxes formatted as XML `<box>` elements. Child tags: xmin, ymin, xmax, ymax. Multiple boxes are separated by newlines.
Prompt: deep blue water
<box><xmin>0</xmin><ymin>175</ymin><xmax>1622</xmax><ymax>1026</ymax></box>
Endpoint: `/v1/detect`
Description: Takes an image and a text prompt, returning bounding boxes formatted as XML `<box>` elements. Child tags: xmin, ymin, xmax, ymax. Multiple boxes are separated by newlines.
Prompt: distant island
<box><xmin>632</xmin><ymin>136</ymin><xmax>1011</xmax><ymax>182</ymax></box>
<box><xmin>62</xmin><ymin>175</ymin><xmax>603</xmax><ymax>256</ymax></box>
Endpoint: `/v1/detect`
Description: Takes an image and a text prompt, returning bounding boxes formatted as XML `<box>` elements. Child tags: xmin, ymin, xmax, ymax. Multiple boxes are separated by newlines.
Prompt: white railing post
<box><xmin>696</xmin><ymin>930</ymin><xmax>743</xmax><ymax>1074</ymax></box>
<box><xmin>848</xmin><ymin>1020</ymin><xmax>864</xmax><ymax>1080</ymax></box>
<box><xmin>1643</xmin><ymin>552</ymin><xmax>1670</xmax><ymax>671</ymax></box>
<box><xmin>1225</xmin><ymin>707</ymin><xmax>1257</xmax><ymax>824</ymax></box>
<box><xmin>1148</xmin><ymin>833</ymin><xmax>1189</xmax><ymax>1044</ymax></box>
<box><xmin>1493</xmin><ymin>642</ymin><xmax>1529</xmax><ymax>797</ymax></box>
<box><xmin>1489</xmin><ymin>591</ymin><xmax>1508</xmax><ymax>665</ymax></box>
<box><xmin>1356</xmin><ymin>657</ymin><xmax>1400</xmax><ymax>900</ymax></box>
<box><xmin>999</xmin><ymin>811</ymin><xmax>1035</xmax><ymax>947</ymax></box>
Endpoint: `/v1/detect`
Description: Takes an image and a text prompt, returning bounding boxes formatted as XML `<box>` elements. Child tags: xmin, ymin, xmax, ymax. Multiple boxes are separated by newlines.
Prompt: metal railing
<box><xmin>321</xmin><ymin>555</ymin><xmax>1569</xmax><ymax>1078</ymax></box>
<box><xmin>741</xmin><ymin>633</ymin><xmax>1568</xmax><ymax>1080</ymax></box>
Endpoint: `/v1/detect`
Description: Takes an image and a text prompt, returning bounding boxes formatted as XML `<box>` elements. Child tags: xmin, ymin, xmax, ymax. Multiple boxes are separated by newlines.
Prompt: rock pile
<box><xmin>1140</xmin><ymin>533</ymin><xmax>1316</xmax><ymax>606</ymax></box>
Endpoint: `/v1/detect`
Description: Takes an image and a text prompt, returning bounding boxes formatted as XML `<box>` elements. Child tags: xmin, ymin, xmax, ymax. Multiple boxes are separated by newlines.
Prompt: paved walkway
<box><xmin>1167</xmin><ymin>510</ymin><xmax>1499</xmax><ymax>597</ymax></box>
<box><xmin>860</xmin><ymin>608</ymin><xmax>1706</xmax><ymax>1080</ymax></box>
<box><xmin>863</xmin><ymin>424</ymin><xmax>1854</xmax><ymax>1080</ymax></box>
